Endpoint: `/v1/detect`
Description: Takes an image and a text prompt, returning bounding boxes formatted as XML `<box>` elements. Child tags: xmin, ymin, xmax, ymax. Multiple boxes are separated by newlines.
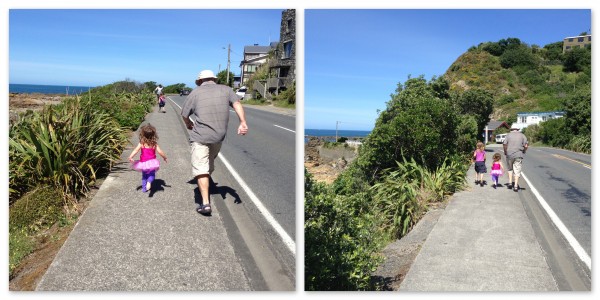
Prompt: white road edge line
<box><xmin>522</xmin><ymin>173</ymin><xmax>591</xmax><ymax>270</ymax></box>
<box><xmin>170</xmin><ymin>97</ymin><xmax>296</xmax><ymax>256</ymax></box>
<box><xmin>218</xmin><ymin>154</ymin><xmax>296</xmax><ymax>256</ymax></box>
<box><xmin>273</xmin><ymin>124</ymin><xmax>295</xmax><ymax>133</ymax></box>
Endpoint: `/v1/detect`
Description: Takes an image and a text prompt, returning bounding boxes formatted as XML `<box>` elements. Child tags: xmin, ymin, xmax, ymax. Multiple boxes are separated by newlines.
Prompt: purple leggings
<box><xmin>142</xmin><ymin>171</ymin><xmax>156</xmax><ymax>191</ymax></box>
<box><xmin>491</xmin><ymin>174</ymin><xmax>499</xmax><ymax>183</ymax></box>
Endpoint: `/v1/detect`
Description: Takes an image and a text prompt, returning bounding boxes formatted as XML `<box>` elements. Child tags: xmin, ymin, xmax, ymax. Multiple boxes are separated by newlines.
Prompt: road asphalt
<box><xmin>37</xmin><ymin>102</ymin><xmax>253</xmax><ymax>291</ymax></box>
<box><xmin>376</xmin><ymin>146</ymin><xmax>559</xmax><ymax>291</ymax></box>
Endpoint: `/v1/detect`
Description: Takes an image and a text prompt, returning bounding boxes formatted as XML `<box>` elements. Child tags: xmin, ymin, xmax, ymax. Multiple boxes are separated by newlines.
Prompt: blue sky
<box><xmin>305</xmin><ymin>9</ymin><xmax>592</xmax><ymax>131</ymax></box>
<box><xmin>9</xmin><ymin>9</ymin><xmax>283</xmax><ymax>87</ymax></box>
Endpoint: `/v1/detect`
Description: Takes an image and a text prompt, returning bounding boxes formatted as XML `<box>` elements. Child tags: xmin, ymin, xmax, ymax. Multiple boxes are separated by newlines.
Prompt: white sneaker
<box><xmin>146</xmin><ymin>182</ymin><xmax>151</xmax><ymax>191</ymax></box>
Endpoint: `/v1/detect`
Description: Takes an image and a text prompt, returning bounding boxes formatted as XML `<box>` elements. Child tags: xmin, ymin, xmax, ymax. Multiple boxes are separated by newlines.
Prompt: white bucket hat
<box><xmin>197</xmin><ymin>70</ymin><xmax>217</xmax><ymax>80</ymax></box>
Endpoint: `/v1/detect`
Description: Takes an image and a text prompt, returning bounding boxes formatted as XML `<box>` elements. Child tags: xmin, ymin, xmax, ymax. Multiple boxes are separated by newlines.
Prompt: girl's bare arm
<box><xmin>128</xmin><ymin>143</ymin><xmax>142</xmax><ymax>162</ymax></box>
<box><xmin>156</xmin><ymin>145</ymin><xmax>168</xmax><ymax>163</ymax></box>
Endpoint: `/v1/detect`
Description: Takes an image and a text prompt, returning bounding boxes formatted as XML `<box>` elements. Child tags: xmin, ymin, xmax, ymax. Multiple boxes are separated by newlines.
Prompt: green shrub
<box><xmin>9</xmin><ymin>228</ymin><xmax>35</xmax><ymax>277</ymax></box>
<box><xmin>9</xmin><ymin>186</ymin><xmax>64</xmax><ymax>232</ymax></box>
<box><xmin>305</xmin><ymin>170</ymin><xmax>383</xmax><ymax>291</ymax></box>
<box><xmin>566</xmin><ymin>134</ymin><xmax>591</xmax><ymax>154</ymax></box>
<box><xmin>538</xmin><ymin>118</ymin><xmax>571</xmax><ymax>147</ymax></box>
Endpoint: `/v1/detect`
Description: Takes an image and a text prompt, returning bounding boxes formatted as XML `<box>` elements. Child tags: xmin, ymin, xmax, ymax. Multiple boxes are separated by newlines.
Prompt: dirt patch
<box><xmin>304</xmin><ymin>136</ymin><xmax>349</xmax><ymax>184</ymax></box>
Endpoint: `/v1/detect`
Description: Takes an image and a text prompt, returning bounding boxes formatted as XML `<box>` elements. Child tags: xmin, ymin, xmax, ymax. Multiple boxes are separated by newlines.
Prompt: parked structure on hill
<box><xmin>510</xmin><ymin>111</ymin><xmax>565</xmax><ymax>131</ymax></box>
<box><xmin>563</xmin><ymin>34</ymin><xmax>591</xmax><ymax>52</ymax></box>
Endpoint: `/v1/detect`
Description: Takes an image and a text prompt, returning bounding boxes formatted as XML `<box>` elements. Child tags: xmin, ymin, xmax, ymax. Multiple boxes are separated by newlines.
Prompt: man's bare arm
<box><xmin>232</xmin><ymin>101</ymin><xmax>248</xmax><ymax>135</ymax></box>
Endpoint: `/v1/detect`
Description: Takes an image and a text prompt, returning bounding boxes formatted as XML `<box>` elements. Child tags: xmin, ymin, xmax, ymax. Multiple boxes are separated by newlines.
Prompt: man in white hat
<box><xmin>503</xmin><ymin>126</ymin><xmax>528</xmax><ymax>192</ymax></box>
<box><xmin>181</xmin><ymin>70</ymin><xmax>248</xmax><ymax>215</ymax></box>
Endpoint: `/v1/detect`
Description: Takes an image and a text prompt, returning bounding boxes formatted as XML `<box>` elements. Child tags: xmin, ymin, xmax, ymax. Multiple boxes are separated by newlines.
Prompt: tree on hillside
<box><xmin>542</xmin><ymin>41</ymin><xmax>564</xmax><ymax>62</ymax></box>
<box><xmin>453</xmin><ymin>89</ymin><xmax>494</xmax><ymax>138</ymax></box>
<box><xmin>564</xmin><ymin>87</ymin><xmax>591</xmax><ymax>136</ymax></box>
<box><xmin>217</xmin><ymin>70</ymin><xmax>235</xmax><ymax>87</ymax></box>
<box><xmin>500</xmin><ymin>44</ymin><xmax>538</xmax><ymax>69</ymax></box>
<box><xmin>563</xmin><ymin>46</ymin><xmax>591</xmax><ymax>73</ymax></box>
<box><xmin>352</xmin><ymin>76</ymin><xmax>461</xmax><ymax>182</ymax></box>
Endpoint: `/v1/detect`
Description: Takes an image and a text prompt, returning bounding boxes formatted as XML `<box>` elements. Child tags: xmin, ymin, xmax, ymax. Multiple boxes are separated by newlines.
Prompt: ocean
<box><xmin>9</xmin><ymin>84</ymin><xmax>94</xmax><ymax>95</ymax></box>
<box><xmin>305</xmin><ymin>128</ymin><xmax>371</xmax><ymax>138</ymax></box>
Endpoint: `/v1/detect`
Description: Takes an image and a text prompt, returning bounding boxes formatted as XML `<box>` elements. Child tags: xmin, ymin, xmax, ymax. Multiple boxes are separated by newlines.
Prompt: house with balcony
<box><xmin>563</xmin><ymin>34</ymin><xmax>591</xmax><ymax>52</ymax></box>
<box><xmin>510</xmin><ymin>111</ymin><xmax>565</xmax><ymax>131</ymax></box>
<box><xmin>239</xmin><ymin>42</ymin><xmax>277</xmax><ymax>86</ymax></box>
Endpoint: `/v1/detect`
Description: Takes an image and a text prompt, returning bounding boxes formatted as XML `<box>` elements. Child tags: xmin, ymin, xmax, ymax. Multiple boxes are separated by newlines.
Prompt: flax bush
<box><xmin>9</xmin><ymin>96</ymin><xmax>127</xmax><ymax>202</ymax></box>
<box><xmin>372</xmin><ymin>157</ymin><xmax>467</xmax><ymax>239</ymax></box>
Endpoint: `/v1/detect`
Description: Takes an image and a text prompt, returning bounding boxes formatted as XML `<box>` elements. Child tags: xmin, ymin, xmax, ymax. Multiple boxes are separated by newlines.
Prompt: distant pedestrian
<box><xmin>158</xmin><ymin>93</ymin><xmax>166</xmax><ymax>113</ymax></box>
<box><xmin>490</xmin><ymin>153</ymin><xmax>505</xmax><ymax>189</ymax></box>
<box><xmin>473</xmin><ymin>141</ymin><xmax>487</xmax><ymax>186</ymax></box>
<box><xmin>503</xmin><ymin>126</ymin><xmax>528</xmax><ymax>192</ymax></box>
<box><xmin>181</xmin><ymin>70</ymin><xmax>248</xmax><ymax>216</ymax></box>
<box><xmin>129</xmin><ymin>123</ymin><xmax>168</xmax><ymax>193</ymax></box>
<box><xmin>153</xmin><ymin>84</ymin><xmax>163</xmax><ymax>101</ymax></box>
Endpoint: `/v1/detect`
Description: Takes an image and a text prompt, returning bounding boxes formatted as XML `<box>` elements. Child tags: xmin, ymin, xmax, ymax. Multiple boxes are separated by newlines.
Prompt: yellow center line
<box><xmin>552</xmin><ymin>154</ymin><xmax>591</xmax><ymax>169</ymax></box>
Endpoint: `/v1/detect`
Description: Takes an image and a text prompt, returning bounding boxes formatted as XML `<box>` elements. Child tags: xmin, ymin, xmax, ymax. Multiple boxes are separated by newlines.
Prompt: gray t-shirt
<box><xmin>503</xmin><ymin>131</ymin><xmax>528</xmax><ymax>159</ymax></box>
<box><xmin>181</xmin><ymin>81</ymin><xmax>239</xmax><ymax>144</ymax></box>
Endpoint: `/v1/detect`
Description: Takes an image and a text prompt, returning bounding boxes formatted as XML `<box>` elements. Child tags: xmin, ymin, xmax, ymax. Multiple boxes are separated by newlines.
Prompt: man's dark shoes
<box><xmin>197</xmin><ymin>204</ymin><xmax>212</xmax><ymax>216</ymax></box>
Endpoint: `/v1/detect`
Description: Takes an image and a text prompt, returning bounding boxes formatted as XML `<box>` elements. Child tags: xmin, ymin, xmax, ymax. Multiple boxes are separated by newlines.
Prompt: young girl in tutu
<box><xmin>128</xmin><ymin>123</ymin><xmax>168</xmax><ymax>192</ymax></box>
<box><xmin>490</xmin><ymin>153</ymin><xmax>505</xmax><ymax>189</ymax></box>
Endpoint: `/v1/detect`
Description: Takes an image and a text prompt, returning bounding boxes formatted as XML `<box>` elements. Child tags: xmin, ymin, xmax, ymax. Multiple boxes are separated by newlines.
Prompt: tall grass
<box><xmin>371</xmin><ymin>157</ymin><xmax>468</xmax><ymax>239</ymax></box>
<box><xmin>9</xmin><ymin>96</ymin><xmax>127</xmax><ymax>202</ymax></box>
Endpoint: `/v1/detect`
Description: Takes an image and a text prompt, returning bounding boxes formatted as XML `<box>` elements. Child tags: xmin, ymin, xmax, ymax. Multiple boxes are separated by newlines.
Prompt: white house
<box><xmin>510</xmin><ymin>111</ymin><xmax>565</xmax><ymax>131</ymax></box>
<box><xmin>239</xmin><ymin>43</ymin><xmax>277</xmax><ymax>85</ymax></box>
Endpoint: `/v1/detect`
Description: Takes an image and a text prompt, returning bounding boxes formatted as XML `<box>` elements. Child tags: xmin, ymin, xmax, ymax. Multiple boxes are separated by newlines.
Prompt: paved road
<box><xmin>170</xmin><ymin>95</ymin><xmax>296</xmax><ymax>241</ymax></box>
<box><xmin>485</xmin><ymin>144</ymin><xmax>591</xmax><ymax>288</ymax></box>
<box><xmin>519</xmin><ymin>146</ymin><xmax>591</xmax><ymax>260</ymax></box>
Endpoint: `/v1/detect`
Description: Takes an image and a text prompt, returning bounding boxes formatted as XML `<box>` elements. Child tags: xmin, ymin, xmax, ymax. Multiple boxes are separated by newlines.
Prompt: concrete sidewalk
<box><xmin>36</xmin><ymin>102</ymin><xmax>251</xmax><ymax>291</ymax></box>
<box><xmin>398</xmin><ymin>147</ymin><xmax>558</xmax><ymax>291</ymax></box>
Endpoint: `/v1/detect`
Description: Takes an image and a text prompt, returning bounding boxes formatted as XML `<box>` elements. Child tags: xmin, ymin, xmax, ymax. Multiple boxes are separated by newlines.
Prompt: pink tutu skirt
<box><xmin>131</xmin><ymin>158</ymin><xmax>160</xmax><ymax>173</ymax></box>
<box><xmin>490</xmin><ymin>169</ymin><xmax>503</xmax><ymax>176</ymax></box>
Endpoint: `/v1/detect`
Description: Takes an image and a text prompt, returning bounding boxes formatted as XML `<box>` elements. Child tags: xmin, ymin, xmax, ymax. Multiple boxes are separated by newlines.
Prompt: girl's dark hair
<box><xmin>493</xmin><ymin>153</ymin><xmax>501</xmax><ymax>161</ymax></box>
<box><xmin>139</xmin><ymin>123</ymin><xmax>158</xmax><ymax>147</ymax></box>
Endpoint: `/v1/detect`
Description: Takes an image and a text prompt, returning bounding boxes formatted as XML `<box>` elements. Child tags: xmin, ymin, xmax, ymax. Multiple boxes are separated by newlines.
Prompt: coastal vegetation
<box><xmin>8</xmin><ymin>80</ymin><xmax>155</xmax><ymax>277</ymax></box>
<box><xmin>305</xmin><ymin>36</ymin><xmax>591</xmax><ymax>290</ymax></box>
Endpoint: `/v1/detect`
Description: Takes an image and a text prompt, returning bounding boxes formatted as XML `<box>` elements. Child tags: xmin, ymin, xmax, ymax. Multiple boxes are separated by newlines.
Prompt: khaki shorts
<box><xmin>507</xmin><ymin>157</ymin><xmax>523</xmax><ymax>177</ymax></box>
<box><xmin>191</xmin><ymin>142</ymin><xmax>222</xmax><ymax>177</ymax></box>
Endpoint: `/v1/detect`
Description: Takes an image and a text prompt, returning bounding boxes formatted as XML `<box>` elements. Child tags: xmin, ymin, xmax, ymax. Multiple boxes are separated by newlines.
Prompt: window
<box><xmin>566</xmin><ymin>46</ymin><xmax>571</xmax><ymax>50</ymax></box>
<box><xmin>569</xmin><ymin>38</ymin><xmax>574</xmax><ymax>42</ymax></box>
<box><xmin>283</xmin><ymin>41</ymin><xmax>293</xmax><ymax>59</ymax></box>
<box><xmin>286</xmin><ymin>19</ymin><xmax>292</xmax><ymax>33</ymax></box>
<box><xmin>578</xmin><ymin>37</ymin><xmax>585</xmax><ymax>42</ymax></box>
<box><xmin>244</xmin><ymin>65</ymin><xmax>258</xmax><ymax>73</ymax></box>
<box><xmin>542</xmin><ymin>116</ymin><xmax>547</xmax><ymax>121</ymax></box>
<box><xmin>588</xmin><ymin>36</ymin><xmax>592</xmax><ymax>41</ymax></box>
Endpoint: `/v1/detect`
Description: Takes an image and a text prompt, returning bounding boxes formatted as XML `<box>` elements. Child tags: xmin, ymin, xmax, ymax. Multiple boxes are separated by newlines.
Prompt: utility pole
<box><xmin>335</xmin><ymin>121</ymin><xmax>340</xmax><ymax>142</ymax></box>
<box><xmin>226</xmin><ymin>44</ymin><xmax>231</xmax><ymax>87</ymax></box>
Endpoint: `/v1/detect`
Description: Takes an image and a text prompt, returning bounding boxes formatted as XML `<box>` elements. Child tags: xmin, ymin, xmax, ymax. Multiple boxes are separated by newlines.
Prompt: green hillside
<box><xmin>444</xmin><ymin>37</ymin><xmax>591</xmax><ymax>125</ymax></box>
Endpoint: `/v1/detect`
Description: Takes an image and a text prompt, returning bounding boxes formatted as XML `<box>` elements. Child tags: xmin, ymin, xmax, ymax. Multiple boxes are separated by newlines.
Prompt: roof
<box><xmin>244</xmin><ymin>44</ymin><xmax>276</xmax><ymax>54</ymax></box>
<box><xmin>516</xmin><ymin>111</ymin><xmax>565</xmax><ymax>116</ymax></box>
<box><xmin>485</xmin><ymin>120</ymin><xmax>509</xmax><ymax>130</ymax></box>
<box><xmin>564</xmin><ymin>34</ymin><xmax>591</xmax><ymax>39</ymax></box>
